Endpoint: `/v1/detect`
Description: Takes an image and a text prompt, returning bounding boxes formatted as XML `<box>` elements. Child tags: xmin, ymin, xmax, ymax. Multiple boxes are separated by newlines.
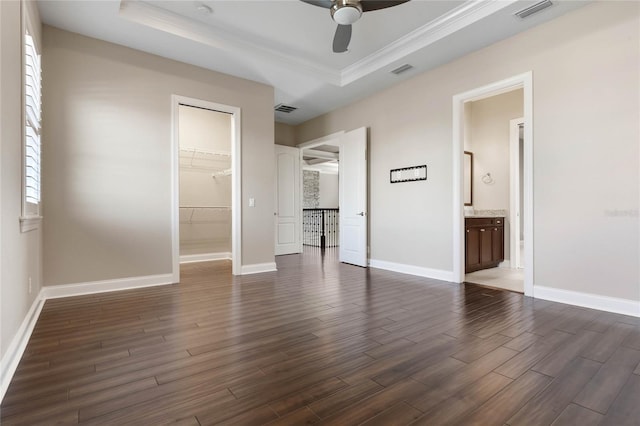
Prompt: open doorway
<box><xmin>453</xmin><ymin>72</ymin><xmax>533</xmax><ymax>297</ymax></box>
<box><xmin>462</xmin><ymin>89</ymin><xmax>524</xmax><ymax>293</ymax></box>
<box><xmin>178</xmin><ymin>105</ymin><xmax>232</xmax><ymax>265</ymax></box>
<box><xmin>171</xmin><ymin>96</ymin><xmax>242</xmax><ymax>280</ymax></box>
<box><xmin>289</xmin><ymin>127</ymin><xmax>368</xmax><ymax>268</ymax></box>
<box><xmin>274</xmin><ymin>134</ymin><xmax>341</xmax><ymax>258</ymax></box>
<box><xmin>301</xmin><ymin>143</ymin><xmax>340</xmax><ymax>253</ymax></box>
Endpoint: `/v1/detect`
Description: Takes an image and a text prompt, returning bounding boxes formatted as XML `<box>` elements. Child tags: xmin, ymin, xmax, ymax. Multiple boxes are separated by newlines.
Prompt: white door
<box><xmin>275</xmin><ymin>145</ymin><xmax>301</xmax><ymax>255</ymax></box>
<box><xmin>339</xmin><ymin>127</ymin><xmax>368</xmax><ymax>267</ymax></box>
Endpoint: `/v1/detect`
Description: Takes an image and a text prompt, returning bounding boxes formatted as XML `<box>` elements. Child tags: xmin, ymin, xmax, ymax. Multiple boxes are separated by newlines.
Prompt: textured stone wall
<box><xmin>303</xmin><ymin>170</ymin><xmax>319</xmax><ymax>208</ymax></box>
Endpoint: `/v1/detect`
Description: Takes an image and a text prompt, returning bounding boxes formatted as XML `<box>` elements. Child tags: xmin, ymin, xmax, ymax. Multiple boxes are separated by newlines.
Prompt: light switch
<box><xmin>249</xmin><ymin>197</ymin><xmax>255</xmax><ymax>207</ymax></box>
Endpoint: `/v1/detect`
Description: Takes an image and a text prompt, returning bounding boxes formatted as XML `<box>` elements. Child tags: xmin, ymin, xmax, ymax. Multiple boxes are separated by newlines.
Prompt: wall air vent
<box><xmin>275</xmin><ymin>104</ymin><xmax>297</xmax><ymax>113</ymax></box>
<box><xmin>515</xmin><ymin>0</ymin><xmax>553</xmax><ymax>19</ymax></box>
<box><xmin>391</xmin><ymin>64</ymin><xmax>413</xmax><ymax>75</ymax></box>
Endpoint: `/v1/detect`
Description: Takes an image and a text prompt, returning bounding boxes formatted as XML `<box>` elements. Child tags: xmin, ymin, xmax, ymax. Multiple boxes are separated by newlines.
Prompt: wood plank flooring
<box><xmin>2</xmin><ymin>249</ymin><xmax>639</xmax><ymax>425</ymax></box>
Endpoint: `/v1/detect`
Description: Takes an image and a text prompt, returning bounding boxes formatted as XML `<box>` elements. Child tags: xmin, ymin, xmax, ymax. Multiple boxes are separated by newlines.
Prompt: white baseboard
<box><xmin>240</xmin><ymin>262</ymin><xmax>277</xmax><ymax>275</ymax></box>
<box><xmin>498</xmin><ymin>260</ymin><xmax>511</xmax><ymax>268</ymax></box>
<box><xmin>368</xmin><ymin>259</ymin><xmax>454</xmax><ymax>282</ymax></box>
<box><xmin>534</xmin><ymin>286</ymin><xmax>640</xmax><ymax>318</ymax></box>
<box><xmin>1</xmin><ymin>290</ymin><xmax>45</xmax><ymax>402</ymax></box>
<box><xmin>1</xmin><ymin>273</ymin><xmax>175</xmax><ymax>403</ymax></box>
<box><xmin>180</xmin><ymin>252</ymin><xmax>231</xmax><ymax>264</ymax></box>
<box><xmin>41</xmin><ymin>273</ymin><xmax>176</xmax><ymax>299</ymax></box>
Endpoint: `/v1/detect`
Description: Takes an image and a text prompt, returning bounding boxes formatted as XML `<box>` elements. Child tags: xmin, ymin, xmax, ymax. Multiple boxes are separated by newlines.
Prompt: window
<box><xmin>20</xmin><ymin>28</ymin><xmax>42</xmax><ymax>232</ymax></box>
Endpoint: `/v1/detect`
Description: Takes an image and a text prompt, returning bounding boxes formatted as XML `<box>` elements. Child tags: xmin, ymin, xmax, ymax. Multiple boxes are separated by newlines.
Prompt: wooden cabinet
<box><xmin>465</xmin><ymin>217</ymin><xmax>504</xmax><ymax>273</ymax></box>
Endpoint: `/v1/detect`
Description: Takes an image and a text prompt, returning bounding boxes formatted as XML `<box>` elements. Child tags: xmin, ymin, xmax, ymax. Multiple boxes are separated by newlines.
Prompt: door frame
<box><xmin>298</xmin><ymin>131</ymin><xmax>345</xmax><ymax>149</ymax></box>
<box><xmin>171</xmin><ymin>95</ymin><xmax>242</xmax><ymax>280</ymax></box>
<box><xmin>452</xmin><ymin>72</ymin><xmax>534</xmax><ymax>297</ymax></box>
<box><xmin>298</xmin><ymin>131</ymin><xmax>344</xmax><ymax>252</ymax></box>
<box><xmin>510</xmin><ymin>117</ymin><xmax>524</xmax><ymax>269</ymax></box>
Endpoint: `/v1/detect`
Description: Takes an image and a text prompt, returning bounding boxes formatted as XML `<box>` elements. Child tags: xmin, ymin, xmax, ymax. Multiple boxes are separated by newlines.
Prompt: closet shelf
<box><xmin>179</xmin><ymin>147</ymin><xmax>231</xmax><ymax>157</ymax></box>
<box><xmin>212</xmin><ymin>169</ymin><xmax>232</xmax><ymax>178</ymax></box>
<box><xmin>180</xmin><ymin>147</ymin><xmax>231</xmax><ymax>170</ymax></box>
<box><xmin>179</xmin><ymin>206</ymin><xmax>231</xmax><ymax>224</ymax></box>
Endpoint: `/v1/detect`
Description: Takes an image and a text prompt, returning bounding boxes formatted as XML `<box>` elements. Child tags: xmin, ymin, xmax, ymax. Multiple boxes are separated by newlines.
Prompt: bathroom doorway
<box><xmin>453</xmin><ymin>72</ymin><xmax>534</xmax><ymax>297</ymax></box>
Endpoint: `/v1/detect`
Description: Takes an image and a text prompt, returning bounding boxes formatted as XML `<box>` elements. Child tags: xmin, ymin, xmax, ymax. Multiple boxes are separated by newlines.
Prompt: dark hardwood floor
<box><xmin>2</xmin><ymin>248</ymin><xmax>639</xmax><ymax>425</ymax></box>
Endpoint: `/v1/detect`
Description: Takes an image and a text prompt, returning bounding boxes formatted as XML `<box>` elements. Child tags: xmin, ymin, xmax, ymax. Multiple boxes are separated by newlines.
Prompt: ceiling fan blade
<box><xmin>333</xmin><ymin>24</ymin><xmax>352</xmax><ymax>53</ymax></box>
<box><xmin>299</xmin><ymin>0</ymin><xmax>333</xmax><ymax>9</ymax></box>
<box><xmin>361</xmin><ymin>0</ymin><xmax>410</xmax><ymax>12</ymax></box>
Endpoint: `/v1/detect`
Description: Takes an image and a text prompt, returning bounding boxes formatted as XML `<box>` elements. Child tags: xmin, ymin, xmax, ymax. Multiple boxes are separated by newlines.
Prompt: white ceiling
<box><xmin>37</xmin><ymin>0</ymin><xmax>589</xmax><ymax>125</ymax></box>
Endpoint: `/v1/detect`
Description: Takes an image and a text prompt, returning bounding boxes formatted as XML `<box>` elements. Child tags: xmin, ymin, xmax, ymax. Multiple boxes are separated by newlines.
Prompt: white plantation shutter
<box><xmin>24</xmin><ymin>31</ymin><xmax>41</xmax><ymax>205</ymax></box>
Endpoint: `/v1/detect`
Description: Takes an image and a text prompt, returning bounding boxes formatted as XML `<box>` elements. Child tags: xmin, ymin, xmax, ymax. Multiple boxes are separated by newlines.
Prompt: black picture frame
<box><xmin>390</xmin><ymin>165</ymin><xmax>427</xmax><ymax>183</ymax></box>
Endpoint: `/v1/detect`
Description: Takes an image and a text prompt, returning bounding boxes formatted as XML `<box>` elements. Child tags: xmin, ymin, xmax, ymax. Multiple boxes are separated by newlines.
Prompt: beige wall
<box><xmin>467</xmin><ymin>89</ymin><xmax>524</xmax><ymax>260</ymax></box>
<box><xmin>1</xmin><ymin>0</ymin><xmax>43</xmax><ymax>366</ymax></box>
<box><xmin>42</xmin><ymin>26</ymin><xmax>275</xmax><ymax>286</ymax></box>
<box><xmin>467</xmin><ymin>89</ymin><xmax>523</xmax><ymax>212</ymax></box>
<box><xmin>319</xmin><ymin>173</ymin><xmax>339</xmax><ymax>208</ymax></box>
<box><xmin>275</xmin><ymin>122</ymin><xmax>297</xmax><ymax>147</ymax></box>
<box><xmin>296</xmin><ymin>2</ymin><xmax>639</xmax><ymax>302</ymax></box>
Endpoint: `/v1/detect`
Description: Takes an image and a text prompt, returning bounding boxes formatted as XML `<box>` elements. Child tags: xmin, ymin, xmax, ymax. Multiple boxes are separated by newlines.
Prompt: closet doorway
<box><xmin>171</xmin><ymin>96</ymin><xmax>242</xmax><ymax>279</ymax></box>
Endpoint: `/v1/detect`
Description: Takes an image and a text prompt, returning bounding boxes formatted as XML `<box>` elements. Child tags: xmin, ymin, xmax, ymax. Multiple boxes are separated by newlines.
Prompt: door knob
<box><xmin>357</xmin><ymin>212</ymin><xmax>365</xmax><ymax>216</ymax></box>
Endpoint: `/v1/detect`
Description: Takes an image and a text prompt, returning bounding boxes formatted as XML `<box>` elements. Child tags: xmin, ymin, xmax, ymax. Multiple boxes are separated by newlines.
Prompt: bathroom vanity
<box><xmin>465</xmin><ymin>216</ymin><xmax>504</xmax><ymax>273</ymax></box>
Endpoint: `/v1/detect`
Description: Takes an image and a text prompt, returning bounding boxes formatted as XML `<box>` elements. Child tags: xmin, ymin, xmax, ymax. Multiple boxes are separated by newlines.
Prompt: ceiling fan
<box><xmin>300</xmin><ymin>0</ymin><xmax>410</xmax><ymax>53</ymax></box>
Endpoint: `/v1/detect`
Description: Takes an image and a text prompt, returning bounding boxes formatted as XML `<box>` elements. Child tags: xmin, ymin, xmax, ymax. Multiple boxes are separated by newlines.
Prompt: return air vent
<box><xmin>274</xmin><ymin>104</ymin><xmax>297</xmax><ymax>113</ymax></box>
<box><xmin>515</xmin><ymin>0</ymin><xmax>553</xmax><ymax>19</ymax></box>
<box><xmin>391</xmin><ymin>64</ymin><xmax>413</xmax><ymax>75</ymax></box>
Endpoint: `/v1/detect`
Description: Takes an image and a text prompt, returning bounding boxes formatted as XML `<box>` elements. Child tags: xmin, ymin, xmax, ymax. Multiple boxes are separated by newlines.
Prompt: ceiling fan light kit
<box><xmin>195</xmin><ymin>4</ymin><xmax>212</xmax><ymax>15</ymax></box>
<box><xmin>331</xmin><ymin>0</ymin><xmax>363</xmax><ymax>25</ymax></box>
<box><xmin>301</xmin><ymin>0</ymin><xmax>410</xmax><ymax>53</ymax></box>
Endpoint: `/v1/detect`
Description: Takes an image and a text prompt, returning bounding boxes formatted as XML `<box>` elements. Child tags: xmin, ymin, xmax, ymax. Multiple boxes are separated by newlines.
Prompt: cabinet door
<box><xmin>492</xmin><ymin>226</ymin><xmax>504</xmax><ymax>263</ymax></box>
<box><xmin>466</xmin><ymin>227</ymin><xmax>481</xmax><ymax>271</ymax></box>
<box><xmin>480</xmin><ymin>228</ymin><xmax>493</xmax><ymax>266</ymax></box>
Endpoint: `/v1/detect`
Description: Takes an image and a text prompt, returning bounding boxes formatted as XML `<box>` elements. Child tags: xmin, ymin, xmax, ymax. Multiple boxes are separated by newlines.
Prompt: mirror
<box><xmin>464</xmin><ymin>151</ymin><xmax>473</xmax><ymax>206</ymax></box>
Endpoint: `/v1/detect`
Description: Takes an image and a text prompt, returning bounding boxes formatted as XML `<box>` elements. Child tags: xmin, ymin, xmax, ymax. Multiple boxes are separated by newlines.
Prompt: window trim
<box><xmin>20</xmin><ymin>0</ymin><xmax>42</xmax><ymax>233</ymax></box>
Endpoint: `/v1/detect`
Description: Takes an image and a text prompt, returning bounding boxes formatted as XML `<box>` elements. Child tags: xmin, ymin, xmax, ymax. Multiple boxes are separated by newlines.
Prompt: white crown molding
<box><xmin>368</xmin><ymin>259</ymin><xmax>455</xmax><ymax>283</ymax></box>
<box><xmin>119</xmin><ymin>0</ymin><xmax>341</xmax><ymax>85</ymax></box>
<box><xmin>120</xmin><ymin>1</ymin><xmax>517</xmax><ymax>88</ymax></box>
<box><xmin>341</xmin><ymin>0</ymin><xmax>518</xmax><ymax>85</ymax></box>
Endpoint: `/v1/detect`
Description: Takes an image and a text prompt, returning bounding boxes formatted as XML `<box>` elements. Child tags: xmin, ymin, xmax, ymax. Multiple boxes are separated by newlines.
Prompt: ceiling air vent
<box><xmin>275</xmin><ymin>104</ymin><xmax>297</xmax><ymax>113</ymax></box>
<box><xmin>391</xmin><ymin>64</ymin><xmax>413</xmax><ymax>75</ymax></box>
<box><xmin>515</xmin><ymin>0</ymin><xmax>553</xmax><ymax>19</ymax></box>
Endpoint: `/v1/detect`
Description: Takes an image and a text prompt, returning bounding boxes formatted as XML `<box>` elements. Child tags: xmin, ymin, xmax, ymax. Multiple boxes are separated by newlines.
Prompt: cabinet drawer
<box><xmin>466</xmin><ymin>217</ymin><xmax>504</xmax><ymax>227</ymax></box>
<box><xmin>465</xmin><ymin>218</ymin><xmax>494</xmax><ymax>227</ymax></box>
